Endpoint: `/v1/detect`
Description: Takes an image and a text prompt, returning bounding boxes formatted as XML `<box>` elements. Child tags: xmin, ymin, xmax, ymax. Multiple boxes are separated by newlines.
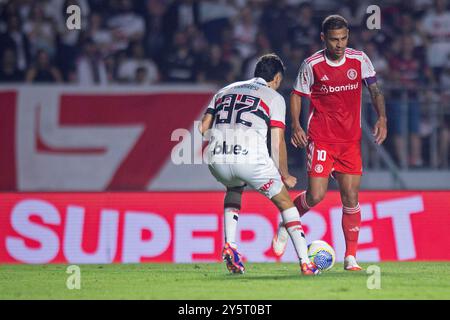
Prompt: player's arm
<box><xmin>362</xmin><ymin>52</ymin><xmax>387</xmax><ymax>145</ymax></box>
<box><xmin>290</xmin><ymin>93</ymin><xmax>308</xmax><ymax>148</ymax></box>
<box><xmin>291</xmin><ymin>61</ymin><xmax>312</xmax><ymax>148</ymax></box>
<box><xmin>367</xmin><ymin>82</ymin><xmax>387</xmax><ymax>145</ymax></box>
<box><xmin>198</xmin><ymin>113</ymin><xmax>214</xmax><ymax>136</ymax></box>
<box><xmin>198</xmin><ymin>94</ymin><xmax>217</xmax><ymax>136</ymax></box>
<box><xmin>271</xmin><ymin>127</ymin><xmax>297</xmax><ymax>189</ymax></box>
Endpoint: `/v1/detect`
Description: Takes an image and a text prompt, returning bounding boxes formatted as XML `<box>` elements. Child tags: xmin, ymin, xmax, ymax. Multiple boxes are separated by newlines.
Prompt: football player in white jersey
<box><xmin>199</xmin><ymin>54</ymin><xmax>320</xmax><ymax>275</ymax></box>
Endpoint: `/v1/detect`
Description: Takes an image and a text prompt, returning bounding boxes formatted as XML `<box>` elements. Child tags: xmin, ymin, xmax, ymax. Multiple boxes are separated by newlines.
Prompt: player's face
<box><xmin>322</xmin><ymin>28</ymin><xmax>349</xmax><ymax>60</ymax></box>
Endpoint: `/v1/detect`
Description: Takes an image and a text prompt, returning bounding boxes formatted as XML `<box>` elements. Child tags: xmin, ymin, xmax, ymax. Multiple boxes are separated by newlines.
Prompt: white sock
<box><xmin>224</xmin><ymin>208</ymin><xmax>239</xmax><ymax>248</ymax></box>
<box><xmin>281</xmin><ymin>207</ymin><xmax>310</xmax><ymax>264</ymax></box>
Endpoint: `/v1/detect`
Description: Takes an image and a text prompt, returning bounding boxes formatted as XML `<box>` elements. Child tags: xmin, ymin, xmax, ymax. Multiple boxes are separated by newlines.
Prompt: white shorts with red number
<box><xmin>208</xmin><ymin>157</ymin><xmax>283</xmax><ymax>199</ymax></box>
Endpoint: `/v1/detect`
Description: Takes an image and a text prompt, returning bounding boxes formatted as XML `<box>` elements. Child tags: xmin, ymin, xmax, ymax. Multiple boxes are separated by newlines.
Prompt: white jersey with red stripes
<box><xmin>205</xmin><ymin>77</ymin><xmax>286</xmax><ymax>164</ymax></box>
<box><xmin>293</xmin><ymin>48</ymin><xmax>377</xmax><ymax>143</ymax></box>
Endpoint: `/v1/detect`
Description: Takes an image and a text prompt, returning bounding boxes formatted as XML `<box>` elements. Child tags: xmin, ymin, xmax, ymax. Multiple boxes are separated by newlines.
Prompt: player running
<box><xmin>272</xmin><ymin>15</ymin><xmax>387</xmax><ymax>271</ymax></box>
<box><xmin>199</xmin><ymin>54</ymin><xmax>319</xmax><ymax>276</ymax></box>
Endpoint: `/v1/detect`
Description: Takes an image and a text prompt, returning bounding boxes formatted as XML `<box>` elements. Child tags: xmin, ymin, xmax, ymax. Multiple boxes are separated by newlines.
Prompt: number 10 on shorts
<box><xmin>317</xmin><ymin>149</ymin><xmax>327</xmax><ymax>161</ymax></box>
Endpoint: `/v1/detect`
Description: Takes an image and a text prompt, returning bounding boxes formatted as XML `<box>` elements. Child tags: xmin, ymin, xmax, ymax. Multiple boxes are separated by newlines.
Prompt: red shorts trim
<box><xmin>307</xmin><ymin>140</ymin><xmax>362</xmax><ymax>178</ymax></box>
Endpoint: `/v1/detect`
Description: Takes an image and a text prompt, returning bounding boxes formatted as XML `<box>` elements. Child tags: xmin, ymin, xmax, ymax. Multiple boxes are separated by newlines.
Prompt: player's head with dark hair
<box><xmin>322</xmin><ymin>14</ymin><xmax>348</xmax><ymax>34</ymax></box>
<box><xmin>321</xmin><ymin>15</ymin><xmax>349</xmax><ymax>61</ymax></box>
<box><xmin>254</xmin><ymin>53</ymin><xmax>285</xmax><ymax>90</ymax></box>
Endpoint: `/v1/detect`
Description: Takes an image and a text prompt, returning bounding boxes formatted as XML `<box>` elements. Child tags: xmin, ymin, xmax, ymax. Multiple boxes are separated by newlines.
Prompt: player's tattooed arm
<box><xmin>368</xmin><ymin>82</ymin><xmax>384</xmax><ymax>102</ymax></box>
<box><xmin>368</xmin><ymin>82</ymin><xmax>387</xmax><ymax>145</ymax></box>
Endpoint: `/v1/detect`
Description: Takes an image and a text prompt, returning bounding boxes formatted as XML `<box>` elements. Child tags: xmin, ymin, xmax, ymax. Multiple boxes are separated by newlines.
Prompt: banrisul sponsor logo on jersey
<box><xmin>320</xmin><ymin>82</ymin><xmax>359</xmax><ymax>94</ymax></box>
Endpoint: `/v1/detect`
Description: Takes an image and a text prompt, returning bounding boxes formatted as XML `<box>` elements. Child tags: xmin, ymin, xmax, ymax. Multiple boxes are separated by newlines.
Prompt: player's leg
<box><xmin>208</xmin><ymin>164</ymin><xmax>246</xmax><ymax>274</ymax></box>
<box><xmin>273</xmin><ymin>140</ymin><xmax>333</xmax><ymax>257</ymax></box>
<box><xmin>270</xmin><ymin>186</ymin><xmax>320</xmax><ymax>275</ymax></box>
<box><xmin>333</xmin><ymin>141</ymin><xmax>364</xmax><ymax>271</ymax></box>
<box><xmin>294</xmin><ymin>176</ymin><xmax>329</xmax><ymax>216</ymax></box>
<box><xmin>223</xmin><ymin>185</ymin><xmax>244</xmax><ymax>249</ymax></box>
<box><xmin>335</xmin><ymin>172</ymin><xmax>363</xmax><ymax>271</ymax></box>
<box><xmin>272</xmin><ymin>176</ymin><xmax>328</xmax><ymax>257</ymax></box>
<box><xmin>236</xmin><ymin>160</ymin><xmax>319</xmax><ymax>275</ymax></box>
<box><xmin>293</xmin><ymin>140</ymin><xmax>332</xmax><ymax>216</ymax></box>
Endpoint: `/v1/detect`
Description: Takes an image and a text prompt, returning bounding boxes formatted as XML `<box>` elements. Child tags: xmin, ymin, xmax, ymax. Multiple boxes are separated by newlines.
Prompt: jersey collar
<box><xmin>324</xmin><ymin>49</ymin><xmax>346</xmax><ymax>67</ymax></box>
<box><xmin>254</xmin><ymin>77</ymin><xmax>268</xmax><ymax>87</ymax></box>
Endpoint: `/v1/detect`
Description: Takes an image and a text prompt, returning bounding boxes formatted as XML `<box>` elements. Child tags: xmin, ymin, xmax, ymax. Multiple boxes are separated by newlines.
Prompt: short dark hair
<box><xmin>322</xmin><ymin>15</ymin><xmax>348</xmax><ymax>34</ymax></box>
<box><xmin>254</xmin><ymin>54</ymin><xmax>285</xmax><ymax>82</ymax></box>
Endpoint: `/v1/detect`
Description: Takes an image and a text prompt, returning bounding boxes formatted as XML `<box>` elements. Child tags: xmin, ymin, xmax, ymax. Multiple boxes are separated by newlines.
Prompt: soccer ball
<box><xmin>307</xmin><ymin>240</ymin><xmax>336</xmax><ymax>271</ymax></box>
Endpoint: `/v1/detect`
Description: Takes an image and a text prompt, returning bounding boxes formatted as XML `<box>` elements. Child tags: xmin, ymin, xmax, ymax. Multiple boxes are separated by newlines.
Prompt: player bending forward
<box><xmin>199</xmin><ymin>54</ymin><xmax>319</xmax><ymax>275</ymax></box>
<box><xmin>272</xmin><ymin>15</ymin><xmax>387</xmax><ymax>271</ymax></box>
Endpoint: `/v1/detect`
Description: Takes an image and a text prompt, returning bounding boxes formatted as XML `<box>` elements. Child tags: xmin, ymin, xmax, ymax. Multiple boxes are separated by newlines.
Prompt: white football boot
<box><xmin>272</xmin><ymin>222</ymin><xmax>289</xmax><ymax>257</ymax></box>
<box><xmin>344</xmin><ymin>255</ymin><xmax>362</xmax><ymax>271</ymax></box>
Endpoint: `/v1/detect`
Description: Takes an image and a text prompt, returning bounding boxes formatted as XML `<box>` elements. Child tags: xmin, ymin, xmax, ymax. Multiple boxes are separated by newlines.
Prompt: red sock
<box><xmin>342</xmin><ymin>204</ymin><xmax>361</xmax><ymax>257</ymax></box>
<box><xmin>293</xmin><ymin>191</ymin><xmax>311</xmax><ymax>217</ymax></box>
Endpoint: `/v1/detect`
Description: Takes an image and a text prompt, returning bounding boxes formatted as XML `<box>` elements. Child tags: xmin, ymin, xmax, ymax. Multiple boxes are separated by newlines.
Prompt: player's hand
<box><xmin>373</xmin><ymin>117</ymin><xmax>387</xmax><ymax>145</ymax></box>
<box><xmin>282</xmin><ymin>175</ymin><xmax>297</xmax><ymax>189</ymax></box>
<box><xmin>291</xmin><ymin>124</ymin><xmax>308</xmax><ymax>148</ymax></box>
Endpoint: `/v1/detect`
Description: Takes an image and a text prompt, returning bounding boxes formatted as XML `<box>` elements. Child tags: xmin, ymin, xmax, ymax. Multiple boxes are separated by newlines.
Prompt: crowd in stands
<box><xmin>1</xmin><ymin>0</ymin><xmax>450</xmax><ymax>169</ymax></box>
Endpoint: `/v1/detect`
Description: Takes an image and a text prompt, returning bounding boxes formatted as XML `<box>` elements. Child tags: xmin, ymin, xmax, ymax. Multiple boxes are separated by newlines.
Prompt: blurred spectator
<box><xmin>85</xmin><ymin>12</ymin><xmax>114</xmax><ymax>56</ymax></box>
<box><xmin>164</xmin><ymin>0</ymin><xmax>200</xmax><ymax>44</ymax></box>
<box><xmin>187</xmin><ymin>24</ymin><xmax>209</xmax><ymax>62</ymax></box>
<box><xmin>216</xmin><ymin>24</ymin><xmax>242</xmax><ymax>79</ymax></box>
<box><xmin>363</xmin><ymin>42</ymin><xmax>388</xmax><ymax>82</ymax></box>
<box><xmin>387</xmin><ymin>35</ymin><xmax>433</xmax><ymax>167</ymax></box>
<box><xmin>7</xmin><ymin>0</ymin><xmax>34</xmax><ymax>25</ymax></box>
<box><xmin>259</xmin><ymin>0</ymin><xmax>290</xmax><ymax>52</ymax></box>
<box><xmin>25</xmin><ymin>49</ymin><xmax>63</xmax><ymax>83</ymax></box>
<box><xmin>134</xmin><ymin>66</ymin><xmax>149</xmax><ymax>85</ymax></box>
<box><xmin>75</xmin><ymin>39</ymin><xmax>108</xmax><ymax>85</ymax></box>
<box><xmin>281</xmin><ymin>43</ymin><xmax>306</xmax><ymax>90</ymax></box>
<box><xmin>414</xmin><ymin>0</ymin><xmax>435</xmax><ymax>13</ymax></box>
<box><xmin>107</xmin><ymin>0</ymin><xmax>145</xmax><ymax>52</ymax></box>
<box><xmin>398</xmin><ymin>12</ymin><xmax>426</xmax><ymax>49</ymax></box>
<box><xmin>439</xmin><ymin>58</ymin><xmax>450</xmax><ymax>167</ymax></box>
<box><xmin>242</xmin><ymin>32</ymin><xmax>272</xmax><ymax>79</ymax></box>
<box><xmin>117</xmin><ymin>41</ymin><xmax>159</xmax><ymax>84</ymax></box>
<box><xmin>233</xmin><ymin>7</ymin><xmax>258</xmax><ymax>60</ymax></box>
<box><xmin>0</xmin><ymin>14</ymin><xmax>30</xmax><ymax>71</ymax></box>
<box><xmin>199</xmin><ymin>44</ymin><xmax>233</xmax><ymax>85</ymax></box>
<box><xmin>339</xmin><ymin>0</ymin><xmax>370</xmax><ymax>28</ymax></box>
<box><xmin>198</xmin><ymin>0</ymin><xmax>237</xmax><ymax>44</ymax></box>
<box><xmin>288</xmin><ymin>2</ymin><xmax>318</xmax><ymax>48</ymax></box>
<box><xmin>161</xmin><ymin>30</ymin><xmax>200</xmax><ymax>82</ymax></box>
<box><xmin>420</xmin><ymin>0</ymin><xmax>450</xmax><ymax>79</ymax></box>
<box><xmin>22</xmin><ymin>2</ymin><xmax>56</xmax><ymax>58</ymax></box>
<box><xmin>0</xmin><ymin>48</ymin><xmax>25</xmax><ymax>82</ymax></box>
<box><xmin>440</xmin><ymin>57</ymin><xmax>450</xmax><ymax>93</ymax></box>
<box><xmin>144</xmin><ymin>0</ymin><xmax>168</xmax><ymax>63</ymax></box>
<box><xmin>56</xmin><ymin>0</ymin><xmax>86</xmax><ymax>81</ymax></box>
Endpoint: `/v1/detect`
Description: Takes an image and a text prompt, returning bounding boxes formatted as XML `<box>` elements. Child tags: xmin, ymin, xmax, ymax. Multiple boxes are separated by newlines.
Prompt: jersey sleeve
<box><xmin>269</xmin><ymin>95</ymin><xmax>286</xmax><ymax>129</ymax></box>
<box><xmin>293</xmin><ymin>61</ymin><xmax>314</xmax><ymax>97</ymax></box>
<box><xmin>361</xmin><ymin>52</ymin><xmax>377</xmax><ymax>85</ymax></box>
<box><xmin>204</xmin><ymin>93</ymin><xmax>218</xmax><ymax>115</ymax></box>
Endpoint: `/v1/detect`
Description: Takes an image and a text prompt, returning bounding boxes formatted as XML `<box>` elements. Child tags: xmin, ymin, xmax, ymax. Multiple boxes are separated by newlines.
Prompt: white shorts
<box><xmin>208</xmin><ymin>158</ymin><xmax>284</xmax><ymax>199</ymax></box>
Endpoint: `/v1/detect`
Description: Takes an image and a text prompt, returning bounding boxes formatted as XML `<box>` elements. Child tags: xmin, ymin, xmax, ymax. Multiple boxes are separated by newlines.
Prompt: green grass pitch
<box><xmin>1</xmin><ymin>262</ymin><xmax>449</xmax><ymax>300</ymax></box>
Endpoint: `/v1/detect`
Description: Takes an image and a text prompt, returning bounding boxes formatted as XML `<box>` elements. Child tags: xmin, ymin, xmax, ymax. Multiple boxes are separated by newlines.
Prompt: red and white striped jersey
<box><xmin>293</xmin><ymin>48</ymin><xmax>377</xmax><ymax>143</ymax></box>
